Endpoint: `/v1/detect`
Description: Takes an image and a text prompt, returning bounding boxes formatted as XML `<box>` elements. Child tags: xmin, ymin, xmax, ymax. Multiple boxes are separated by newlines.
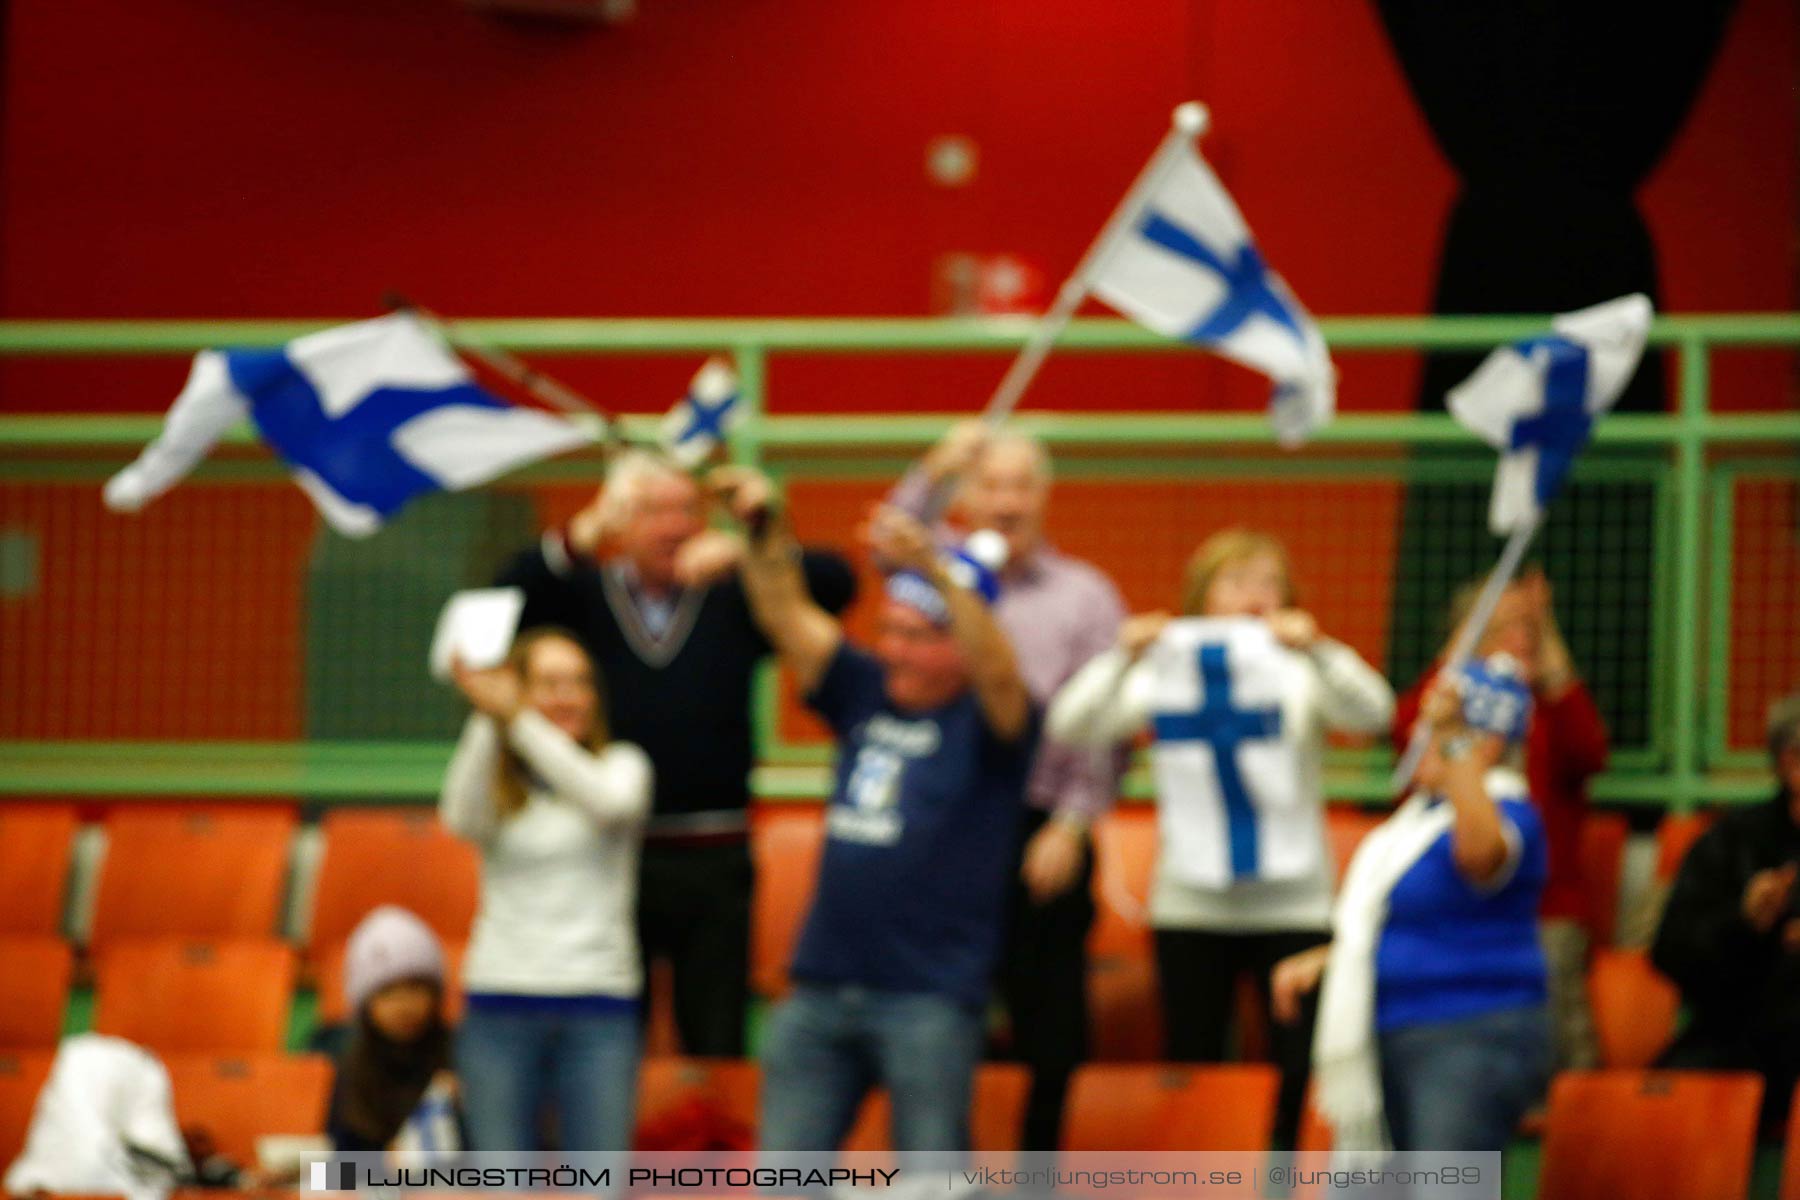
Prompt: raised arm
<box><xmin>710</xmin><ymin>467</ymin><xmax>843</xmax><ymax>695</ymax></box>
<box><xmin>1046</xmin><ymin>613</ymin><xmax>1169</xmax><ymax>748</ymax></box>
<box><xmin>439</xmin><ymin>713</ymin><xmax>503</xmax><ymax>842</ymax></box>
<box><xmin>1308</xmin><ymin>640</ymin><xmax>1397</xmax><ymax>735</ymax></box>
<box><xmin>868</xmin><ymin>505</ymin><xmax>1030</xmax><ymax>741</ymax></box>
<box><xmin>507</xmin><ymin>710</ymin><xmax>652</xmax><ymax>828</ymax></box>
<box><xmin>1416</xmin><ymin>677</ymin><xmax>1513</xmax><ymax>884</ymax></box>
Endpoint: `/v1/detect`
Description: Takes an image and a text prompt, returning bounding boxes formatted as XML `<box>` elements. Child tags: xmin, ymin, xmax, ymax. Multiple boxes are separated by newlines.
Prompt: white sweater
<box><xmin>439</xmin><ymin>711</ymin><xmax>652</xmax><ymax>998</ymax></box>
<box><xmin>1050</xmin><ymin>637</ymin><xmax>1394</xmax><ymax>932</ymax></box>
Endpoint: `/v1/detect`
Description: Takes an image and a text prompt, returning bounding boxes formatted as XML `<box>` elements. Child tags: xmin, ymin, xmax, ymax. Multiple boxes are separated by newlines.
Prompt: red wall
<box><xmin>0</xmin><ymin>0</ymin><xmax>1792</xmax><ymax>417</ymax></box>
<box><xmin>0</xmin><ymin>1</ymin><xmax>1793</xmax><ymax>744</ymax></box>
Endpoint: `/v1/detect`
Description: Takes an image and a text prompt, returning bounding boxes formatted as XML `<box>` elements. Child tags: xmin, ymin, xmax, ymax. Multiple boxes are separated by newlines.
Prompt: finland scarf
<box><xmin>1312</xmin><ymin>793</ymin><xmax>1452</xmax><ymax>1162</ymax></box>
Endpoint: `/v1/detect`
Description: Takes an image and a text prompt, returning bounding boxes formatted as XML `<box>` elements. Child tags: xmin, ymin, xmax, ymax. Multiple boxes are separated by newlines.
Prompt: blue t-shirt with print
<box><xmin>1375</xmin><ymin>790</ymin><xmax>1549</xmax><ymax>1033</ymax></box>
<box><xmin>789</xmin><ymin>643</ymin><xmax>1035</xmax><ymax>1009</ymax></box>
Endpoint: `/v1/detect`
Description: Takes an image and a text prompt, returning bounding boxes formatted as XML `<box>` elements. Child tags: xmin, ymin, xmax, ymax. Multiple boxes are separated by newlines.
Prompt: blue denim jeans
<box><xmin>759</xmin><ymin>983</ymin><xmax>985</xmax><ymax>1158</ymax></box>
<box><xmin>1378</xmin><ymin>1004</ymin><xmax>1551</xmax><ymax>1152</ymax></box>
<box><xmin>456</xmin><ymin>998</ymin><xmax>641</xmax><ymax>1152</ymax></box>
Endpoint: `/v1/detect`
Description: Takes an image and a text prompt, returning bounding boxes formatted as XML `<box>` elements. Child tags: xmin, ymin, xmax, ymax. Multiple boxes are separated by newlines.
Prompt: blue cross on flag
<box><xmin>103</xmin><ymin>314</ymin><xmax>594</xmax><ymax>537</ymax></box>
<box><xmin>1142</xmin><ymin>617</ymin><xmax>1318</xmax><ymax>888</ymax></box>
<box><xmin>1447</xmin><ymin>294</ymin><xmax>1653</xmax><ymax>535</ymax></box>
<box><xmin>1088</xmin><ymin>143</ymin><xmax>1335</xmax><ymax>447</ymax></box>
<box><xmin>660</xmin><ymin>356</ymin><xmax>741</xmax><ymax>469</ymax></box>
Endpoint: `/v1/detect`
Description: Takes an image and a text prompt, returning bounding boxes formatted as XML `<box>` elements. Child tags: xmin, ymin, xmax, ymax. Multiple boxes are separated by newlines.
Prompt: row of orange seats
<box><xmin>0</xmin><ymin>800</ymin><xmax>1718</xmax><ymax>957</ymax></box>
<box><xmin>0</xmin><ymin>802</ymin><xmax>1718</xmax><ymax>1060</ymax></box>
<box><xmin>0</xmin><ymin>1054</ymin><xmax>1789</xmax><ymax>1200</ymax></box>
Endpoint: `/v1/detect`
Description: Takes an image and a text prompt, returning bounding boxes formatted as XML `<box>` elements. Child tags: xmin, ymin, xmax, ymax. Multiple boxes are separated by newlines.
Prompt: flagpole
<box><xmin>384</xmin><ymin>293</ymin><xmax>625</xmax><ymax>444</ymax></box>
<box><xmin>916</xmin><ymin>101</ymin><xmax>1209</xmax><ymax>520</ymax></box>
<box><xmin>1389</xmin><ymin>512</ymin><xmax>1543</xmax><ymax>791</ymax></box>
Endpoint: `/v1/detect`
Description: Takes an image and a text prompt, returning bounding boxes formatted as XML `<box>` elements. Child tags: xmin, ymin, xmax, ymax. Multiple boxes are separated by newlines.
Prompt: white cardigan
<box><xmin>439</xmin><ymin>711</ymin><xmax>652</xmax><ymax>997</ymax></box>
<box><xmin>1050</xmin><ymin>637</ymin><xmax>1394</xmax><ymax>932</ymax></box>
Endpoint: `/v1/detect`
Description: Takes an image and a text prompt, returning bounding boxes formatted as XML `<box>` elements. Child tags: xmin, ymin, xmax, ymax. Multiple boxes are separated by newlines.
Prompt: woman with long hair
<box><xmin>439</xmin><ymin>627</ymin><xmax>652</xmax><ymax>1152</ymax></box>
<box><xmin>1048</xmin><ymin>528</ymin><xmax>1393</xmax><ymax>1150</ymax></box>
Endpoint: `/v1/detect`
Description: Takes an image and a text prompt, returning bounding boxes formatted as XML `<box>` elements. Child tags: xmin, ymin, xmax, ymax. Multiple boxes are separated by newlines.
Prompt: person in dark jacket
<box><xmin>495</xmin><ymin>450</ymin><xmax>856</xmax><ymax>1055</ymax></box>
<box><xmin>1652</xmin><ymin>691</ymin><xmax>1800</xmax><ymax>1134</ymax></box>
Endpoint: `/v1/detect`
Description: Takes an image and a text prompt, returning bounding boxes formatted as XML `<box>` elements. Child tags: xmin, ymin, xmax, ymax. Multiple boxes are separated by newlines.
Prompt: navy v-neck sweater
<box><xmin>496</xmin><ymin>539</ymin><xmax>857</xmax><ymax>823</ymax></box>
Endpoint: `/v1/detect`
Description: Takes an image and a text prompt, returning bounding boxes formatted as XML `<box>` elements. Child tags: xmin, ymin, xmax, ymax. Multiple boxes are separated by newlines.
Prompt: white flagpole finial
<box><xmin>1172</xmin><ymin>102</ymin><xmax>1209</xmax><ymax>137</ymax></box>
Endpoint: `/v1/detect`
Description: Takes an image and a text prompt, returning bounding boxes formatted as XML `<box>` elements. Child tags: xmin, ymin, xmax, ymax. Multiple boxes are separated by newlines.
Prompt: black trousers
<box><xmin>637</xmin><ymin>838</ymin><xmax>753</xmax><ymax>1056</ymax></box>
<box><xmin>996</xmin><ymin>807</ymin><xmax>1096</xmax><ymax>1152</ymax></box>
<box><xmin>1154</xmin><ymin>926</ymin><xmax>1328</xmax><ymax>1152</ymax></box>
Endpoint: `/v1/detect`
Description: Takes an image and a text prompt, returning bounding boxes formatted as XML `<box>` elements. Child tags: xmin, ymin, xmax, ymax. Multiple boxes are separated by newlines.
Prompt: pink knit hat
<box><xmin>343</xmin><ymin>905</ymin><xmax>446</xmax><ymax>1014</ymax></box>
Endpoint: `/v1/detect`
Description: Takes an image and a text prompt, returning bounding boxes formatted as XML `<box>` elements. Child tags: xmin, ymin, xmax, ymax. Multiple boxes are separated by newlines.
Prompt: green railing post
<box><xmin>1669</xmin><ymin>337</ymin><xmax>1711</xmax><ymax>812</ymax></box>
<box><xmin>730</xmin><ymin>341</ymin><xmax>786</xmax><ymax>764</ymax></box>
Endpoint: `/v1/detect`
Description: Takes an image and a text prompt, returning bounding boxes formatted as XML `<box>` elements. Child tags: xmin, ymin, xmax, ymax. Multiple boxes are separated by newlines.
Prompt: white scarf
<box><xmin>1311</xmin><ymin>793</ymin><xmax>1452</xmax><ymax>1163</ymax></box>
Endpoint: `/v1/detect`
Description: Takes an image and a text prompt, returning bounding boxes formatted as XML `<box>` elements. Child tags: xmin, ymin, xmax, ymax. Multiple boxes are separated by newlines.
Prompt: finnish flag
<box><xmin>103</xmin><ymin>313</ymin><xmax>593</xmax><ymax>537</ymax></box>
<box><xmin>660</xmin><ymin>356</ymin><xmax>741</xmax><ymax>469</ymax></box>
<box><xmin>1448</xmin><ymin>294</ymin><xmax>1653</xmax><ymax>535</ymax></box>
<box><xmin>1144</xmin><ymin>617</ymin><xmax>1319</xmax><ymax>889</ymax></box>
<box><xmin>1088</xmin><ymin>143</ymin><xmax>1335</xmax><ymax>446</ymax></box>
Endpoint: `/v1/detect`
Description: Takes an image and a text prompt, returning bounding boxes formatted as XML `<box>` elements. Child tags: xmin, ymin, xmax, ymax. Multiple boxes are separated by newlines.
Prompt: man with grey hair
<box><xmin>888</xmin><ymin>420</ymin><xmax>1126</xmax><ymax>1151</ymax></box>
<box><xmin>496</xmin><ymin>451</ymin><xmax>856</xmax><ymax>1055</ymax></box>
<box><xmin>1653</xmin><ymin>690</ymin><xmax>1800</xmax><ymax>1135</ymax></box>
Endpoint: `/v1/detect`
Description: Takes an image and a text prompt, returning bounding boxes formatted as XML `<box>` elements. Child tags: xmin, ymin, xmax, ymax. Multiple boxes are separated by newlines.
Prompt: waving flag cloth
<box><xmin>660</xmin><ymin>356</ymin><xmax>741</xmax><ymax>469</ymax></box>
<box><xmin>1390</xmin><ymin>293</ymin><xmax>1653</xmax><ymax>788</ymax></box>
<box><xmin>1449</xmin><ymin>293</ymin><xmax>1654</xmax><ymax>534</ymax></box>
<box><xmin>1142</xmin><ymin>617</ymin><xmax>1318</xmax><ymax>887</ymax></box>
<box><xmin>103</xmin><ymin>313</ymin><xmax>593</xmax><ymax>537</ymax></box>
<box><xmin>907</xmin><ymin>103</ymin><xmax>1334</xmax><ymax>522</ymax></box>
<box><xmin>1087</xmin><ymin>138</ymin><xmax>1335</xmax><ymax>447</ymax></box>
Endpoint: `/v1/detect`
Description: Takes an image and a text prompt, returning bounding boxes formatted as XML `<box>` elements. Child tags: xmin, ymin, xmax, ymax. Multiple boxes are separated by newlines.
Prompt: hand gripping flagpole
<box><xmin>915</xmin><ymin>101</ymin><xmax>1210</xmax><ymax>520</ymax></box>
<box><xmin>384</xmin><ymin>292</ymin><xmax>629</xmax><ymax>447</ymax></box>
<box><xmin>1388</xmin><ymin>512</ymin><xmax>1543</xmax><ymax>791</ymax></box>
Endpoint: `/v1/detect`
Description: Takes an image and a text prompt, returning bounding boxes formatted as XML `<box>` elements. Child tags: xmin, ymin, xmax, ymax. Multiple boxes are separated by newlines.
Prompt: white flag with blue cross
<box><xmin>103</xmin><ymin>313</ymin><xmax>593</xmax><ymax>537</ymax></box>
<box><xmin>1087</xmin><ymin>142</ymin><xmax>1335</xmax><ymax>447</ymax></box>
<box><xmin>1448</xmin><ymin>293</ymin><xmax>1654</xmax><ymax>535</ymax></box>
<box><xmin>660</xmin><ymin>356</ymin><xmax>741</xmax><ymax>468</ymax></box>
<box><xmin>1142</xmin><ymin>616</ymin><xmax>1321</xmax><ymax>889</ymax></box>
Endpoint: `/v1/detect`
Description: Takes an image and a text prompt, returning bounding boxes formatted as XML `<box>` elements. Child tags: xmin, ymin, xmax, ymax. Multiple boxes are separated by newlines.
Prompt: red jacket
<box><xmin>1393</xmin><ymin>666</ymin><xmax>1610</xmax><ymax>924</ymax></box>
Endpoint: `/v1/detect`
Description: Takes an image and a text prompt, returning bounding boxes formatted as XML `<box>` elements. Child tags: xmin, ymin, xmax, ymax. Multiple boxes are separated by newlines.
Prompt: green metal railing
<box><xmin>1</xmin><ymin>313</ymin><xmax>1796</xmax><ymax>807</ymax></box>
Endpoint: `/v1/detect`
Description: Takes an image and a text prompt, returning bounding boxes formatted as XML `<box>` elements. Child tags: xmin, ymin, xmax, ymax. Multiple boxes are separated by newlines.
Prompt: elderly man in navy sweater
<box><xmin>709</xmin><ymin>467</ymin><xmax>1036</xmax><ymax>1156</ymax></box>
<box><xmin>496</xmin><ymin>451</ymin><xmax>855</xmax><ymax>1056</ymax></box>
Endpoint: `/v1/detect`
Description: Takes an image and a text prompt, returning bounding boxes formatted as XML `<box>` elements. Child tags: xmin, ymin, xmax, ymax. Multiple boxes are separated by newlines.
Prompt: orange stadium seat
<box><xmin>842</xmin><ymin>1062</ymin><xmax>1029</xmax><ymax>1155</ymax></box>
<box><xmin>313</xmin><ymin>940</ymin><xmax>467</xmax><ymax>1027</ymax></box>
<box><xmin>1087</xmin><ymin>806</ymin><xmax>1162</xmax><ymax>1061</ymax></box>
<box><xmin>1537</xmin><ymin>1070</ymin><xmax>1762</xmax><ymax>1200</ymax></box>
<box><xmin>1588</xmin><ymin>948</ymin><xmax>1681</xmax><ymax>1068</ymax></box>
<box><xmin>164</xmin><ymin>1053</ymin><xmax>333</xmax><ymax>1165</ymax></box>
<box><xmin>0</xmin><ymin>805</ymin><xmax>77</xmax><ymax>936</ymax></box>
<box><xmin>94</xmin><ymin>939</ymin><xmax>296</xmax><ymax>1055</ymax></box>
<box><xmin>0</xmin><ymin>1051</ymin><xmax>54</xmax><ymax>1166</ymax></box>
<box><xmin>1579</xmin><ymin>811</ymin><xmax>1629</xmax><ymax>945</ymax></box>
<box><xmin>1656</xmin><ymin>811</ymin><xmax>1718</xmax><ymax>882</ymax></box>
<box><xmin>749</xmin><ymin>804</ymin><xmax>825</xmax><ymax>998</ymax></box>
<box><xmin>1778</xmin><ymin>1082</ymin><xmax>1800</xmax><ymax>1200</ymax></box>
<box><xmin>1063</xmin><ymin>1063</ymin><xmax>1278</xmax><ymax>1152</ymax></box>
<box><xmin>308</xmin><ymin>809</ymin><xmax>480</xmax><ymax>953</ymax></box>
<box><xmin>0</xmin><ymin>937</ymin><xmax>73</xmax><ymax>1049</ymax></box>
<box><xmin>634</xmin><ymin>1057</ymin><xmax>760</xmax><ymax>1151</ymax></box>
<box><xmin>89</xmin><ymin>806</ymin><xmax>295</xmax><ymax>949</ymax></box>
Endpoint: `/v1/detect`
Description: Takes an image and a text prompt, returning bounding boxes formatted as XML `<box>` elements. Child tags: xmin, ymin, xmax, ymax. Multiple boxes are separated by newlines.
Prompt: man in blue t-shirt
<box><xmin>712</xmin><ymin>468</ymin><xmax>1036</xmax><ymax>1156</ymax></box>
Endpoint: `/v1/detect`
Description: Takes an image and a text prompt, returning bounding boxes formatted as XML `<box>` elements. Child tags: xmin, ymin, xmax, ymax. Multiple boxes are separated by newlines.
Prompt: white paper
<box><xmin>429</xmin><ymin>587</ymin><xmax>524</xmax><ymax>682</ymax></box>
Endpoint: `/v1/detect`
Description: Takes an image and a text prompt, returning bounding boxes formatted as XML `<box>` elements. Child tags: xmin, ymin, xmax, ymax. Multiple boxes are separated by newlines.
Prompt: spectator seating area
<box><xmin>0</xmin><ymin>798</ymin><xmax>1769</xmax><ymax>1198</ymax></box>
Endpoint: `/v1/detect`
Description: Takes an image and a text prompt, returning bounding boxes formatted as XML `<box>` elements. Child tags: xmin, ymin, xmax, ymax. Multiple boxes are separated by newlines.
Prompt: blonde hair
<box><xmin>598</xmin><ymin>448</ymin><xmax>691</xmax><ymax>531</ymax></box>
<box><xmin>1179</xmin><ymin>529</ymin><xmax>1296</xmax><ymax>615</ymax></box>
<box><xmin>495</xmin><ymin>628</ymin><xmax>608</xmax><ymax>818</ymax></box>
